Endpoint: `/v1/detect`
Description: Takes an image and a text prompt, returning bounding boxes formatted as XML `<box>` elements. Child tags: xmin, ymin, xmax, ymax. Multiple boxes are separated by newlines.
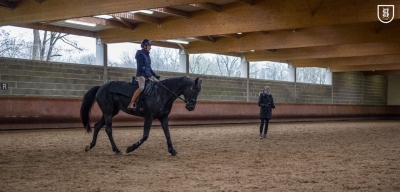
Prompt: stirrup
<box><xmin>127</xmin><ymin>102</ymin><xmax>137</xmax><ymax>111</ymax></box>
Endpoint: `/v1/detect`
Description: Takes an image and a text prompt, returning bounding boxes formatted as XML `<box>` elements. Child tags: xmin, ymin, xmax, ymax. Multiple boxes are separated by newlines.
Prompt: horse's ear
<box><xmin>194</xmin><ymin>77</ymin><xmax>199</xmax><ymax>85</ymax></box>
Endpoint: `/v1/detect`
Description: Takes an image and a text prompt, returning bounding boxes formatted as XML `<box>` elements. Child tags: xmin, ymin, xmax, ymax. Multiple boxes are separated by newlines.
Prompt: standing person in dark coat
<box><xmin>127</xmin><ymin>39</ymin><xmax>160</xmax><ymax>111</ymax></box>
<box><xmin>258</xmin><ymin>86</ymin><xmax>275</xmax><ymax>139</ymax></box>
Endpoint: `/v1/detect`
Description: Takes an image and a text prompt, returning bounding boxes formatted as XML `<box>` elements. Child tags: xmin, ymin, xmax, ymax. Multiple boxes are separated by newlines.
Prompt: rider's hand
<box><xmin>152</xmin><ymin>76</ymin><xmax>160</xmax><ymax>82</ymax></box>
<box><xmin>155</xmin><ymin>75</ymin><xmax>161</xmax><ymax>80</ymax></box>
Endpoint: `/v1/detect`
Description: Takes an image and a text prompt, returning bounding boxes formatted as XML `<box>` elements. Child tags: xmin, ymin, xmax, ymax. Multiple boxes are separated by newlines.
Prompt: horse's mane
<box><xmin>159</xmin><ymin>76</ymin><xmax>193</xmax><ymax>88</ymax></box>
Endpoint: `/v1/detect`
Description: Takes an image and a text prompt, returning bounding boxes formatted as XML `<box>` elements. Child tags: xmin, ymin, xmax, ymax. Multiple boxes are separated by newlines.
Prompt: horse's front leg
<box><xmin>159</xmin><ymin>116</ymin><xmax>177</xmax><ymax>156</ymax></box>
<box><xmin>126</xmin><ymin>116</ymin><xmax>153</xmax><ymax>153</ymax></box>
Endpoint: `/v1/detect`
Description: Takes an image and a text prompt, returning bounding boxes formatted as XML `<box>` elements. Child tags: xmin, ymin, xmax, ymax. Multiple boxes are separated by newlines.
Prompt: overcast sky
<box><xmin>1</xmin><ymin>26</ymin><xmax>140</xmax><ymax>63</ymax></box>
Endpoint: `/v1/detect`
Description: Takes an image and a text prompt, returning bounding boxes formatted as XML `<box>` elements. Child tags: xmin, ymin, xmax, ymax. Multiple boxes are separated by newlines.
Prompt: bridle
<box><xmin>156</xmin><ymin>81</ymin><xmax>197</xmax><ymax>104</ymax></box>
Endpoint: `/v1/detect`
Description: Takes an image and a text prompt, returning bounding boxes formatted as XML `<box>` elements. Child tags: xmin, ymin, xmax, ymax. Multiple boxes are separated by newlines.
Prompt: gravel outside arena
<box><xmin>0</xmin><ymin>120</ymin><xmax>399</xmax><ymax>191</ymax></box>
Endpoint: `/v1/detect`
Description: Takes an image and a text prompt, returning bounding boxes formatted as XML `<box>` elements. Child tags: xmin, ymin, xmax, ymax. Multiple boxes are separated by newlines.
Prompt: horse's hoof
<box><xmin>170</xmin><ymin>150</ymin><xmax>178</xmax><ymax>156</ymax></box>
<box><xmin>115</xmin><ymin>151</ymin><xmax>122</xmax><ymax>155</ymax></box>
<box><xmin>85</xmin><ymin>145</ymin><xmax>90</xmax><ymax>152</ymax></box>
<box><xmin>126</xmin><ymin>146</ymin><xmax>133</xmax><ymax>153</ymax></box>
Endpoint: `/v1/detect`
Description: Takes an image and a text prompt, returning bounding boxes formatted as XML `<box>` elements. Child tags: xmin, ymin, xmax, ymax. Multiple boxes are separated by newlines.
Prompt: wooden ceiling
<box><xmin>1</xmin><ymin>0</ymin><xmax>400</xmax><ymax>75</ymax></box>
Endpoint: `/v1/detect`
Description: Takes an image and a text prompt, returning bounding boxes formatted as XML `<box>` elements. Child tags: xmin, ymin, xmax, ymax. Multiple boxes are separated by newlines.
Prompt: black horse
<box><xmin>80</xmin><ymin>76</ymin><xmax>202</xmax><ymax>156</ymax></box>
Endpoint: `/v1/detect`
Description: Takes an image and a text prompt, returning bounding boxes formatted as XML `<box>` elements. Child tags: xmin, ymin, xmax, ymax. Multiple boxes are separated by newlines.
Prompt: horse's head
<box><xmin>184</xmin><ymin>77</ymin><xmax>202</xmax><ymax>111</ymax></box>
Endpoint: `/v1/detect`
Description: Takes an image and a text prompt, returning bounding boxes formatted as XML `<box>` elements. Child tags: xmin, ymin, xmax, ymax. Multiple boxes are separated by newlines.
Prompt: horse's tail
<box><xmin>80</xmin><ymin>86</ymin><xmax>100</xmax><ymax>133</ymax></box>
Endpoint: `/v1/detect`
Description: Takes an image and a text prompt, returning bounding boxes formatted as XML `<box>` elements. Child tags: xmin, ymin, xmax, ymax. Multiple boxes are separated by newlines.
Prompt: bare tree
<box><xmin>75</xmin><ymin>54</ymin><xmax>96</xmax><ymax>65</ymax></box>
<box><xmin>31</xmin><ymin>30</ymin><xmax>84</xmax><ymax>61</ymax></box>
<box><xmin>296</xmin><ymin>67</ymin><xmax>326</xmax><ymax>84</ymax></box>
<box><xmin>213</xmin><ymin>55</ymin><xmax>240</xmax><ymax>77</ymax></box>
<box><xmin>189</xmin><ymin>54</ymin><xmax>213</xmax><ymax>74</ymax></box>
<box><xmin>150</xmin><ymin>46</ymin><xmax>179</xmax><ymax>71</ymax></box>
<box><xmin>120</xmin><ymin>50</ymin><xmax>136</xmax><ymax>68</ymax></box>
<box><xmin>0</xmin><ymin>28</ymin><xmax>29</xmax><ymax>58</ymax></box>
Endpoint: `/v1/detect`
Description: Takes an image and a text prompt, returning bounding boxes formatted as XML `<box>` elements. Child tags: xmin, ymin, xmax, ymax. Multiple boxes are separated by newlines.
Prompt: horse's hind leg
<box><xmin>85</xmin><ymin>116</ymin><xmax>105</xmax><ymax>152</ymax></box>
<box><xmin>104</xmin><ymin>114</ymin><xmax>121</xmax><ymax>155</ymax></box>
<box><xmin>159</xmin><ymin>117</ymin><xmax>177</xmax><ymax>156</ymax></box>
<box><xmin>126</xmin><ymin>117</ymin><xmax>153</xmax><ymax>153</ymax></box>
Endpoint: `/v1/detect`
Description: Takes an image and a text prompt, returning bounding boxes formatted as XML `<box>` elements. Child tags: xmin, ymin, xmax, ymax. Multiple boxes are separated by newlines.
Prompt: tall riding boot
<box><xmin>127</xmin><ymin>89</ymin><xmax>142</xmax><ymax>110</ymax></box>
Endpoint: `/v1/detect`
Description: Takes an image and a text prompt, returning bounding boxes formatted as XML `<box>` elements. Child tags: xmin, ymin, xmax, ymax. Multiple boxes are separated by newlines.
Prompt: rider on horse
<box><xmin>127</xmin><ymin>39</ymin><xmax>160</xmax><ymax>111</ymax></box>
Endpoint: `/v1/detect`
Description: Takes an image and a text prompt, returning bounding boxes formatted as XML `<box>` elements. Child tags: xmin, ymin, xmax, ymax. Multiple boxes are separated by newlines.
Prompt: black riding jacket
<box><xmin>258</xmin><ymin>92</ymin><xmax>275</xmax><ymax>119</ymax></box>
<box><xmin>135</xmin><ymin>49</ymin><xmax>157</xmax><ymax>78</ymax></box>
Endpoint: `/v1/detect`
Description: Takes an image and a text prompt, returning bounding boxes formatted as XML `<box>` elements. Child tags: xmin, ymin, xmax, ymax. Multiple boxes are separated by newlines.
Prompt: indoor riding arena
<box><xmin>1</xmin><ymin>0</ymin><xmax>400</xmax><ymax>191</ymax></box>
<box><xmin>1</xmin><ymin>121</ymin><xmax>400</xmax><ymax>191</ymax></box>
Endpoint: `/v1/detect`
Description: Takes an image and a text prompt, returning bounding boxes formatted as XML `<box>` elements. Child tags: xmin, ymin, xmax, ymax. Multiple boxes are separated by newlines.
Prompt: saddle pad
<box><xmin>109</xmin><ymin>80</ymin><xmax>156</xmax><ymax>99</ymax></box>
<box><xmin>109</xmin><ymin>81</ymin><xmax>138</xmax><ymax>98</ymax></box>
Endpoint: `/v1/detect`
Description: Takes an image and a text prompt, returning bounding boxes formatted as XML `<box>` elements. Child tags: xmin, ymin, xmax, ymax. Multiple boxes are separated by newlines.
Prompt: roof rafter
<box><xmin>0</xmin><ymin>0</ymin><xmax>16</xmax><ymax>9</ymax></box>
<box><xmin>291</xmin><ymin>54</ymin><xmax>400</xmax><ymax>68</ymax></box>
<box><xmin>71</xmin><ymin>17</ymin><xmax>132</xmax><ymax>29</ymax></box>
<box><xmin>236</xmin><ymin>0</ymin><xmax>255</xmax><ymax>5</ymax></box>
<box><xmin>113</xmin><ymin>17</ymin><xmax>135</xmax><ymax>29</ymax></box>
<box><xmin>0</xmin><ymin>0</ymin><xmax>210</xmax><ymax>25</ymax></box>
<box><xmin>110</xmin><ymin>13</ymin><xmax>161</xmax><ymax>25</ymax></box>
<box><xmin>185</xmin><ymin>21</ymin><xmax>400</xmax><ymax>54</ymax></box>
<box><xmin>219</xmin><ymin>34</ymin><xmax>241</xmax><ymax>39</ymax></box>
<box><xmin>190</xmin><ymin>3</ymin><xmax>221</xmax><ymax>12</ymax></box>
<box><xmin>189</xmin><ymin>36</ymin><xmax>216</xmax><ymax>42</ymax></box>
<box><xmin>152</xmin><ymin>7</ymin><xmax>190</xmax><ymax>18</ymax></box>
<box><xmin>98</xmin><ymin>0</ymin><xmax>400</xmax><ymax>43</ymax></box>
<box><xmin>243</xmin><ymin>42</ymin><xmax>400</xmax><ymax>62</ymax></box>
<box><xmin>14</xmin><ymin>23</ymin><xmax>96</xmax><ymax>37</ymax></box>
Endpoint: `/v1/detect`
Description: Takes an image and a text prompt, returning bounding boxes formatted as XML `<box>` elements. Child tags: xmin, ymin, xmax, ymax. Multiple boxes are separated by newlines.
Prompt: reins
<box><xmin>155</xmin><ymin>80</ymin><xmax>189</xmax><ymax>103</ymax></box>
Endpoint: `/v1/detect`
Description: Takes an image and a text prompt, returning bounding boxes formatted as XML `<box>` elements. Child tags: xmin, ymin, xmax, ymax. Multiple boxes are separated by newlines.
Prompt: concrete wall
<box><xmin>0</xmin><ymin>58</ymin><xmax>389</xmax><ymax>105</ymax></box>
<box><xmin>388</xmin><ymin>75</ymin><xmax>400</xmax><ymax>105</ymax></box>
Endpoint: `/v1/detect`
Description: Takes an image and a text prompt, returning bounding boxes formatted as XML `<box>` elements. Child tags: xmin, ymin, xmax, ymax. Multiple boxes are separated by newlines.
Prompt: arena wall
<box><xmin>1</xmin><ymin>96</ymin><xmax>399</xmax><ymax>130</ymax></box>
<box><xmin>1</xmin><ymin>57</ymin><xmax>399</xmax><ymax>130</ymax></box>
<box><xmin>388</xmin><ymin>75</ymin><xmax>400</xmax><ymax>105</ymax></box>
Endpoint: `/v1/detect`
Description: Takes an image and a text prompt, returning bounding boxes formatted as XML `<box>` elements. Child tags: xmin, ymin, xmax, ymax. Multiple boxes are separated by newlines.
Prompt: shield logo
<box><xmin>377</xmin><ymin>5</ymin><xmax>395</xmax><ymax>24</ymax></box>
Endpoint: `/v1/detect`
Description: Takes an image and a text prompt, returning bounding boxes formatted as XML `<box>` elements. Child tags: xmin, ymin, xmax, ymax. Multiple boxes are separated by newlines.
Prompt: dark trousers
<box><xmin>259</xmin><ymin>118</ymin><xmax>270</xmax><ymax>135</ymax></box>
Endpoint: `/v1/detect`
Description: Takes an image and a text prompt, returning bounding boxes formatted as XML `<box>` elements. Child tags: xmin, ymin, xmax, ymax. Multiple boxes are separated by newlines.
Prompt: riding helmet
<box><xmin>141</xmin><ymin>39</ymin><xmax>152</xmax><ymax>48</ymax></box>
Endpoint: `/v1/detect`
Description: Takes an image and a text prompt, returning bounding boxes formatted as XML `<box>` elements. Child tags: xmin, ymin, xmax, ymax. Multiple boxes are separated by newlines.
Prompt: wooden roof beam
<box><xmin>152</xmin><ymin>7</ymin><xmax>190</xmax><ymax>18</ymax></box>
<box><xmin>189</xmin><ymin>36</ymin><xmax>216</xmax><ymax>42</ymax></box>
<box><xmin>150</xmin><ymin>41</ymin><xmax>182</xmax><ymax>49</ymax></box>
<box><xmin>243</xmin><ymin>42</ymin><xmax>400</xmax><ymax>62</ymax></box>
<box><xmin>190</xmin><ymin>3</ymin><xmax>221</xmax><ymax>12</ymax></box>
<box><xmin>98</xmin><ymin>0</ymin><xmax>400</xmax><ymax>43</ymax></box>
<box><xmin>184</xmin><ymin>21</ymin><xmax>400</xmax><ymax>54</ymax></box>
<box><xmin>219</xmin><ymin>34</ymin><xmax>241</xmax><ymax>39</ymax></box>
<box><xmin>291</xmin><ymin>54</ymin><xmax>400</xmax><ymax>68</ymax></box>
<box><xmin>14</xmin><ymin>23</ymin><xmax>96</xmax><ymax>37</ymax></box>
<box><xmin>113</xmin><ymin>17</ymin><xmax>135</xmax><ymax>29</ymax></box>
<box><xmin>72</xmin><ymin>17</ymin><xmax>132</xmax><ymax>29</ymax></box>
<box><xmin>110</xmin><ymin>13</ymin><xmax>161</xmax><ymax>25</ymax></box>
<box><xmin>0</xmin><ymin>0</ymin><xmax>16</xmax><ymax>9</ymax></box>
<box><xmin>0</xmin><ymin>0</ymin><xmax>210</xmax><ymax>25</ymax></box>
<box><xmin>236</xmin><ymin>0</ymin><xmax>255</xmax><ymax>5</ymax></box>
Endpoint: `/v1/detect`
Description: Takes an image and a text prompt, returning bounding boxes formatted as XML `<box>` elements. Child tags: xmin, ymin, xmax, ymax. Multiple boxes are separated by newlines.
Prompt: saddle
<box><xmin>109</xmin><ymin>76</ymin><xmax>158</xmax><ymax>101</ymax></box>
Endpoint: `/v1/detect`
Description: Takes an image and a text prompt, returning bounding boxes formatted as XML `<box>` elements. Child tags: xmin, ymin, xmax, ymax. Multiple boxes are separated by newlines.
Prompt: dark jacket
<box><xmin>258</xmin><ymin>92</ymin><xmax>275</xmax><ymax>119</ymax></box>
<box><xmin>135</xmin><ymin>49</ymin><xmax>157</xmax><ymax>77</ymax></box>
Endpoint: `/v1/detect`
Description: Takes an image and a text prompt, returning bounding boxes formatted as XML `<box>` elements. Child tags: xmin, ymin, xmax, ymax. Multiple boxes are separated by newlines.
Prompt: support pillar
<box><xmin>179</xmin><ymin>49</ymin><xmax>189</xmax><ymax>75</ymax></box>
<box><xmin>288</xmin><ymin>62</ymin><xmax>296</xmax><ymax>82</ymax></box>
<box><xmin>240</xmin><ymin>56</ymin><xmax>249</xmax><ymax>78</ymax></box>
<box><xmin>325</xmin><ymin>67</ymin><xmax>332</xmax><ymax>85</ymax></box>
<box><xmin>240</xmin><ymin>56</ymin><xmax>250</xmax><ymax>102</ymax></box>
<box><xmin>96</xmin><ymin>37</ymin><xmax>108</xmax><ymax>83</ymax></box>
